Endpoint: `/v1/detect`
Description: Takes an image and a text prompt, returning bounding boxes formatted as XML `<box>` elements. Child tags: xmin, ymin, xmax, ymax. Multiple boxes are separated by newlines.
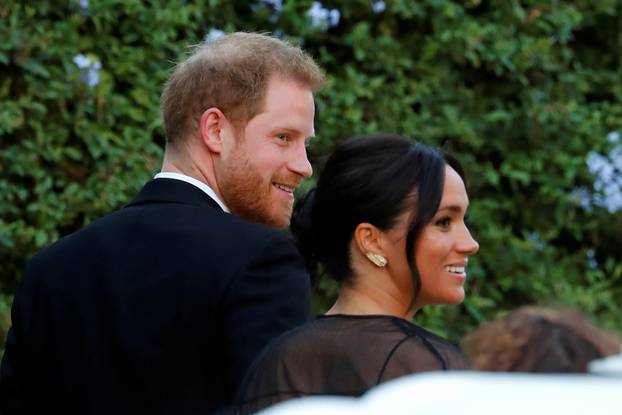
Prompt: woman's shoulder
<box><xmin>391</xmin><ymin>318</ymin><xmax>457</xmax><ymax>346</ymax></box>
<box><xmin>236</xmin><ymin>316</ymin><xmax>377</xmax><ymax>412</ymax></box>
<box><xmin>384</xmin><ymin>319</ymin><xmax>467</xmax><ymax>371</ymax></box>
<box><xmin>242</xmin><ymin>315</ymin><xmax>423</xmax><ymax>385</ymax></box>
<box><xmin>247</xmin><ymin>317</ymin><xmax>347</xmax><ymax>371</ymax></box>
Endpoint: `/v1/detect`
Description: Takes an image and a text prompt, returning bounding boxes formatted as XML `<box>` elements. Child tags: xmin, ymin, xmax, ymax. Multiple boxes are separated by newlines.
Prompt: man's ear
<box><xmin>199</xmin><ymin>107</ymin><xmax>227</xmax><ymax>154</ymax></box>
<box><xmin>353</xmin><ymin>223</ymin><xmax>385</xmax><ymax>257</ymax></box>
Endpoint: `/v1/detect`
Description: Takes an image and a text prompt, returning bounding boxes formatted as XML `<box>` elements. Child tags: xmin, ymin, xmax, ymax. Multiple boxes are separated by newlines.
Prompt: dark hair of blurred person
<box><xmin>462</xmin><ymin>306</ymin><xmax>621</xmax><ymax>373</ymax></box>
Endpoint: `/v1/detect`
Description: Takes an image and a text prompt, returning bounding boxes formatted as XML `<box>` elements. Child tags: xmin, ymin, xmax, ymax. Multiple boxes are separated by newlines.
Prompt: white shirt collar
<box><xmin>154</xmin><ymin>172</ymin><xmax>230</xmax><ymax>213</ymax></box>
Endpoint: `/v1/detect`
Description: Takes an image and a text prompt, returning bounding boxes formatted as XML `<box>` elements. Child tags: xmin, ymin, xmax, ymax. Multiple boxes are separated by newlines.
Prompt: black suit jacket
<box><xmin>0</xmin><ymin>179</ymin><xmax>311</xmax><ymax>414</ymax></box>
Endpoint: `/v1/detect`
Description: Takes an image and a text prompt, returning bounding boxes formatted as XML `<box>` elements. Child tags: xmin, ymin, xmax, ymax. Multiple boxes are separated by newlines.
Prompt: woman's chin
<box><xmin>445</xmin><ymin>288</ymin><xmax>465</xmax><ymax>305</ymax></box>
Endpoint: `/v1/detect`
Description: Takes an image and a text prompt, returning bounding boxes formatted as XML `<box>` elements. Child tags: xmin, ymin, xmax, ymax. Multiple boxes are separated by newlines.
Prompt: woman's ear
<box><xmin>199</xmin><ymin>107</ymin><xmax>228</xmax><ymax>153</ymax></box>
<box><xmin>354</xmin><ymin>223</ymin><xmax>388</xmax><ymax>267</ymax></box>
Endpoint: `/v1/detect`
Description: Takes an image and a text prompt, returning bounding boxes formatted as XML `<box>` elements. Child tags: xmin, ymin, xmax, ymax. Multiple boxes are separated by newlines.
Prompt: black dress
<box><xmin>235</xmin><ymin>314</ymin><xmax>467</xmax><ymax>414</ymax></box>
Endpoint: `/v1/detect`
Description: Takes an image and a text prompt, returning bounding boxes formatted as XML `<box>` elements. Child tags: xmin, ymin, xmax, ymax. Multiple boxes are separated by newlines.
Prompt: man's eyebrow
<box><xmin>274</xmin><ymin>126</ymin><xmax>302</xmax><ymax>134</ymax></box>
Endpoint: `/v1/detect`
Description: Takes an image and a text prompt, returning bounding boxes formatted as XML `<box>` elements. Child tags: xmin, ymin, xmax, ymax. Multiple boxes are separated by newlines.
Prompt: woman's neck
<box><xmin>326</xmin><ymin>280</ymin><xmax>416</xmax><ymax>320</ymax></box>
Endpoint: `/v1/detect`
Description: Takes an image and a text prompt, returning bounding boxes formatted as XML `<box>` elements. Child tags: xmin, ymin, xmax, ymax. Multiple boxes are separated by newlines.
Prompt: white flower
<box><xmin>526</xmin><ymin>231</ymin><xmax>545</xmax><ymax>250</ymax></box>
<box><xmin>84</xmin><ymin>65</ymin><xmax>101</xmax><ymax>87</ymax></box>
<box><xmin>602</xmin><ymin>183</ymin><xmax>622</xmax><ymax>213</ymax></box>
<box><xmin>251</xmin><ymin>0</ymin><xmax>282</xmax><ymax>21</ymax></box>
<box><xmin>372</xmin><ymin>0</ymin><xmax>386</xmax><ymax>13</ymax></box>
<box><xmin>587</xmin><ymin>151</ymin><xmax>612</xmax><ymax>182</ymax></box>
<box><xmin>72</xmin><ymin>53</ymin><xmax>102</xmax><ymax>87</ymax></box>
<box><xmin>587</xmin><ymin>147</ymin><xmax>622</xmax><ymax>213</ymax></box>
<box><xmin>307</xmin><ymin>2</ymin><xmax>326</xmax><ymax>27</ymax></box>
<box><xmin>586</xmin><ymin>249</ymin><xmax>597</xmax><ymax>269</ymax></box>
<box><xmin>607</xmin><ymin>131</ymin><xmax>620</xmax><ymax>144</ymax></box>
<box><xmin>328</xmin><ymin>9</ymin><xmax>340</xmax><ymax>27</ymax></box>
<box><xmin>76</xmin><ymin>0</ymin><xmax>90</xmax><ymax>15</ymax></box>
<box><xmin>307</xmin><ymin>2</ymin><xmax>340</xmax><ymax>31</ymax></box>
<box><xmin>72</xmin><ymin>53</ymin><xmax>91</xmax><ymax>69</ymax></box>
<box><xmin>262</xmin><ymin>0</ymin><xmax>283</xmax><ymax>13</ymax></box>
<box><xmin>204</xmin><ymin>29</ymin><xmax>225</xmax><ymax>43</ymax></box>
<box><xmin>569</xmin><ymin>187</ymin><xmax>592</xmax><ymax>210</ymax></box>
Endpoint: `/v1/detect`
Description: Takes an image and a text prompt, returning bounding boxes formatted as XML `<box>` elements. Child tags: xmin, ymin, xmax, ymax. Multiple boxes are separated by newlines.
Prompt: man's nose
<box><xmin>289</xmin><ymin>142</ymin><xmax>313</xmax><ymax>178</ymax></box>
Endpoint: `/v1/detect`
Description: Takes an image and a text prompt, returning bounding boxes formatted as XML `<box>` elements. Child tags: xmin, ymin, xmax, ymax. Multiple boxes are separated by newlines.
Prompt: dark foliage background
<box><xmin>1</xmin><ymin>0</ymin><xmax>621</xmax><ymax>351</ymax></box>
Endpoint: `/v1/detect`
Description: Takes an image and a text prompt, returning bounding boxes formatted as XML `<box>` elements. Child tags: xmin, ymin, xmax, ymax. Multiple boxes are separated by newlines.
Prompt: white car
<box><xmin>260</xmin><ymin>354</ymin><xmax>622</xmax><ymax>415</ymax></box>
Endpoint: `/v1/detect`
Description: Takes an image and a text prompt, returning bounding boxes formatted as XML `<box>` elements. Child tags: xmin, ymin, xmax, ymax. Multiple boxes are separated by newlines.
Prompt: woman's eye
<box><xmin>435</xmin><ymin>217</ymin><xmax>451</xmax><ymax>228</ymax></box>
<box><xmin>277</xmin><ymin>134</ymin><xmax>289</xmax><ymax>142</ymax></box>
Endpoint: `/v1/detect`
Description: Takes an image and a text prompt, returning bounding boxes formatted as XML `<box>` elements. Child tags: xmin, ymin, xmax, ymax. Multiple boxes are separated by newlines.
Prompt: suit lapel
<box><xmin>126</xmin><ymin>179</ymin><xmax>224</xmax><ymax>212</ymax></box>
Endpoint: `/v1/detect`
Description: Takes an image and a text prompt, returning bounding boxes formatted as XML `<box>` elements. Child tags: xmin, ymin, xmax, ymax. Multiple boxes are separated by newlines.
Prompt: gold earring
<box><xmin>365</xmin><ymin>252</ymin><xmax>388</xmax><ymax>268</ymax></box>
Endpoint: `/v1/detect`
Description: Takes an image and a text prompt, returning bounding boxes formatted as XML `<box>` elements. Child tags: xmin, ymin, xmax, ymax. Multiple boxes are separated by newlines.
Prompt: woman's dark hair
<box><xmin>291</xmin><ymin>134</ymin><xmax>464</xmax><ymax>301</ymax></box>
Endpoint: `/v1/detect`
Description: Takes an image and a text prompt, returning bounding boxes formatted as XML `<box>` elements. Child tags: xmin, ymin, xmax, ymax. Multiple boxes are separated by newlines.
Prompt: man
<box><xmin>0</xmin><ymin>33</ymin><xmax>324</xmax><ymax>414</ymax></box>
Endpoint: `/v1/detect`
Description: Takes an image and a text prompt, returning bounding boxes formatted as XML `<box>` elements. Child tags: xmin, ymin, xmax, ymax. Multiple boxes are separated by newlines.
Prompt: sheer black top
<box><xmin>235</xmin><ymin>314</ymin><xmax>467</xmax><ymax>414</ymax></box>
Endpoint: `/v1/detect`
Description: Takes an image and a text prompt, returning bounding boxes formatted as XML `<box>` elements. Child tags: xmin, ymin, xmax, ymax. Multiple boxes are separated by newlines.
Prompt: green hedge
<box><xmin>1</xmin><ymin>0</ymin><xmax>621</xmax><ymax>349</ymax></box>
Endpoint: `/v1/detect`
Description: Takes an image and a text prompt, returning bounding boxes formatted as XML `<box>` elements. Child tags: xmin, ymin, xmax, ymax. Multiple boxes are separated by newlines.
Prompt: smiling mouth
<box><xmin>444</xmin><ymin>266</ymin><xmax>466</xmax><ymax>275</ymax></box>
<box><xmin>273</xmin><ymin>183</ymin><xmax>296</xmax><ymax>194</ymax></box>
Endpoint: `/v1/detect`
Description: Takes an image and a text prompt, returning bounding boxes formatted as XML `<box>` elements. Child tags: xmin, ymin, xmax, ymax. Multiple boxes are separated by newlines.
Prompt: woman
<box><xmin>236</xmin><ymin>134</ymin><xmax>479</xmax><ymax>413</ymax></box>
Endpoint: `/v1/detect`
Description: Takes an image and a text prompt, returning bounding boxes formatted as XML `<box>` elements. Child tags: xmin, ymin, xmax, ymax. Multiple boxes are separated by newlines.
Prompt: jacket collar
<box><xmin>125</xmin><ymin>179</ymin><xmax>224</xmax><ymax>212</ymax></box>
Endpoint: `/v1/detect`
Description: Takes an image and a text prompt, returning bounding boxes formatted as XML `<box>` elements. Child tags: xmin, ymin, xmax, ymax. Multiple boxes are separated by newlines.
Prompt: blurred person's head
<box><xmin>462</xmin><ymin>306</ymin><xmax>621</xmax><ymax>373</ymax></box>
<box><xmin>160</xmin><ymin>32</ymin><xmax>325</xmax><ymax>228</ymax></box>
<box><xmin>291</xmin><ymin>134</ymin><xmax>479</xmax><ymax>318</ymax></box>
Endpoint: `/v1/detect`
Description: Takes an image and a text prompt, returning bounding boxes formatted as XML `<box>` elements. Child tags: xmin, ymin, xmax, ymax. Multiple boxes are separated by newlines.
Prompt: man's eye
<box><xmin>277</xmin><ymin>134</ymin><xmax>289</xmax><ymax>142</ymax></box>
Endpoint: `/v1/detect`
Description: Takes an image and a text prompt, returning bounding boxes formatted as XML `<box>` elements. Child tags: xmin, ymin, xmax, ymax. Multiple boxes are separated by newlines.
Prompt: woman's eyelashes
<box><xmin>434</xmin><ymin>213</ymin><xmax>468</xmax><ymax>229</ymax></box>
<box><xmin>434</xmin><ymin>216</ymin><xmax>451</xmax><ymax>229</ymax></box>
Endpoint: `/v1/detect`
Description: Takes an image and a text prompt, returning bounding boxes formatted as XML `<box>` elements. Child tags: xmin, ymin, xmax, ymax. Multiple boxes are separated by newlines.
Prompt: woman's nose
<box><xmin>458</xmin><ymin>226</ymin><xmax>479</xmax><ymax>255</ymax></box>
